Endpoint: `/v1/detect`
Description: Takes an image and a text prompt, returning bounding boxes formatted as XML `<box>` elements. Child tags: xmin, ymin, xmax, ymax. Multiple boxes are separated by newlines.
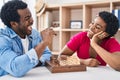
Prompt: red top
<box><xmin>67</xmin><ymin>32</ymin><xmax>120</xmax><ymax>65</ymax></box>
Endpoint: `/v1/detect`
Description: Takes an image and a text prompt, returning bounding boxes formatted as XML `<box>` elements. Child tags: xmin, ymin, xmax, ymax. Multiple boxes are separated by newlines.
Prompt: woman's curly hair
<box><xmin>99</xmin><ymin>11</ymin><xmax>119</xmax><ymax>38</ymax></box>
<box><xmin>0</xmin><ymin>0</ymin><xmax>27</xmax><ymax>28</ymax></box>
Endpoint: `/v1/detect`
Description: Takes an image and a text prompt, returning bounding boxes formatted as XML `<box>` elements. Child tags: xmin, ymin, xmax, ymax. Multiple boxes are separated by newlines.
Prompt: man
<box><xmin>0</xmin><ymin>0</ymin><xmax>56</xmax><ymax>77</ymax></box>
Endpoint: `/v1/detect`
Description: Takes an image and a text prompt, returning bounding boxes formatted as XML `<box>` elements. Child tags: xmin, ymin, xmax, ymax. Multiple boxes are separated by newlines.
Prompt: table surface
<box><xmin>0</xmin><ymin>66</ymin><xmax>120</xmax><ymax>80</ymax></box>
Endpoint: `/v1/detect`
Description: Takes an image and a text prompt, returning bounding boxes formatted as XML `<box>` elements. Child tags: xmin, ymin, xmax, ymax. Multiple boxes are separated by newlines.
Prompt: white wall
<box><xmin>0</xmin><ymin>0</ymin><xmax>37</xmax><ymax>29</ymax></box>
<box><xmin>23</xmin><ymin>0</ymin><xmax>37</xmax><ymax>29</ymax></box>
<box><xmin>0</xmin><ymin>0</ymin><xmax>13</xmax><ymax>28</ymax></box>
<box><xmin>0</xmin><ymin>0</ymin><xmax>5</xmax><ymax>28</ymax></box>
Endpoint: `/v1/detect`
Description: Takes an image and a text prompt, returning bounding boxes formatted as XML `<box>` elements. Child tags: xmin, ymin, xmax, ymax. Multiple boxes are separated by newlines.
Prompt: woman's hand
<box><xmin>91</xmin><ymin>31</ymin><xmax>109</xmax><ymax>47</ymax></box>
<box><xmin>80</xmin><ymin>58</ymin><xmax>100</xmax><ymax>67</ymax></box>
<box><xmin>57</xmin><ymin>55</ymin><xmax>67</xmax><ymax>61</ymax></box>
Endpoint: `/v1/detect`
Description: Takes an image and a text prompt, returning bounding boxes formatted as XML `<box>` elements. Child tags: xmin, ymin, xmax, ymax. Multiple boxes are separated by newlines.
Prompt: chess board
<box><xmin>45</xmin><ymin>55</ymin><xmax>86</xmax><ymax>73</ymax></box>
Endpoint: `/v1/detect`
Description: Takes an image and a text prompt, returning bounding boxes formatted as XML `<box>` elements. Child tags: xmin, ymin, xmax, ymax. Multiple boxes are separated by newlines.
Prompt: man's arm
<box><xmin>0</xmin><ymin>43</ymin><xmax>38</xmax><ymax>77</ymax></box>
<box><xmin>39</xmin><ymin>46</ymin><xmax>52</xmax><ymax>65</ymax></box>
<box><xmin>60</xmin><ymin>45</ymin><xmax>74</xmax><ymax>56</ymax></box>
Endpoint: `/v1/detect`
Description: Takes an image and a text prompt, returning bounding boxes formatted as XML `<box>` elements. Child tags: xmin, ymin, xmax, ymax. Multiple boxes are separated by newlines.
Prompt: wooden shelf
<box><xmin>61</xmin><ymin>29</ymin><xmax>88</xmax><ymax>32</ymax></box>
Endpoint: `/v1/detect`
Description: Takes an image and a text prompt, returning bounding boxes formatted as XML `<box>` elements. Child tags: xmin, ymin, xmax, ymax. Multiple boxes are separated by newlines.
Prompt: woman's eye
<box><xmin>96</xmin><ymin>25</ymin><xmax>101</xmax><ymax>29</ymax></box>
<box><xmin>96</xmin><ymin>26</ymin><xmax>100</xmax><ymax>29</ymax></box>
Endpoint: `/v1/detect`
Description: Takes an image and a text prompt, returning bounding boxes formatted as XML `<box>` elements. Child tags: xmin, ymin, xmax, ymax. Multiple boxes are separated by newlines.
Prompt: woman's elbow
<box><xmin>111</xmin><ymin>64</ymin><xmax>120</xmax><ymax>72</ymax></box>
<box><xmin>114</xmin><ymin>66</ymin><xmax>120</xmax><ymax>71</ymax></box>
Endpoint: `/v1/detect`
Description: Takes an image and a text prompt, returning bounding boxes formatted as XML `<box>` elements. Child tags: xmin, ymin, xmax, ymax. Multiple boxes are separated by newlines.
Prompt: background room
<box><xmin>35</xmin><ymin>0</ymin><xmax>120</xmax><ymax>54</ymax></box>
<box><xmin>1</xmin><ymin>0</ymin><xmax>120</xmax><ymax>80</ymax></box>
<box><xmin>0</xmin><ymin>0</ymin><xmax>120</xmax><ymax>54</ymax></box>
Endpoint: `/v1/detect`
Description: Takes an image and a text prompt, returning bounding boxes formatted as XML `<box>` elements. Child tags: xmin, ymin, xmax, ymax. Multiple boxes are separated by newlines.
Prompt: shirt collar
<box><xmin>1</xmin><ymin>27</ymin><xmax>33</xmax><ymax>40</ymax></box>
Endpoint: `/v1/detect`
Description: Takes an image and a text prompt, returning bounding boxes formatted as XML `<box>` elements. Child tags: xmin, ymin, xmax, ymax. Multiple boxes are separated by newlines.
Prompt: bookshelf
<box><xmin>36</xmin><ymin>0</ymin><xmax>120</xmax><ymax>54</ymax></box>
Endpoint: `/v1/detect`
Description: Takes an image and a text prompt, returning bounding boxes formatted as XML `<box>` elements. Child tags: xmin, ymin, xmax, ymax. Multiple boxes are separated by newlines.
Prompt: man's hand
<box><xmin>35</xmin><ymin>27</ymin><xmax>56</xmax><ymax>58</ymax></box>
<box><xmin>41</xmin><ymin>27</ymin><xmax>56</xmax><ymax>45</ymax></box>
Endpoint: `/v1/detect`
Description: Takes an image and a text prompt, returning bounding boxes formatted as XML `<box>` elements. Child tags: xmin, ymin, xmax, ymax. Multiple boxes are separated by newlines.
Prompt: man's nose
<box><xmin>29</xmin><ymin>17</ymin><xmax>34</xmax><ymax>25</ymax></box>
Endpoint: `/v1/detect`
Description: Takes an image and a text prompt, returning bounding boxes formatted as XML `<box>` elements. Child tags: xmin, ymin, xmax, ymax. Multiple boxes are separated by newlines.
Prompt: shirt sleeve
<box><xmin>39</xmin><ymin>46</ymin><xmax>52</xmax><ymax>65</ymax></box>
<box><xmin>105</xmin><ymin>38</ymin><xmax>120</xmax><ymax>53</ymax></box>
<box><xmin>0</xmin><ymin>38</ymin><xmax>39</xmax><ymax>77</ymax></box>
<box><xmin>26</xmin><ymin>48</ymin><xmax>39</xmax><ymax>64</ymax></box>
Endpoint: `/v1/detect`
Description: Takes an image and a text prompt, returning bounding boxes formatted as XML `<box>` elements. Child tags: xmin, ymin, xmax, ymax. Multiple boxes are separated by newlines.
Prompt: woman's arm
<box><xmin>59</xmin><ymin>45</ymin><xmax>74</xmax><ymax>56</ymax></box>
<box><xmin>91</xmin><ymin>43</ymin><xmax>120</xmax><ymax>71</ymax></box>
<box><xmin>91</xmin><ymin>31</ymin><xmax>120</xmax><ymax>71</ymax></box>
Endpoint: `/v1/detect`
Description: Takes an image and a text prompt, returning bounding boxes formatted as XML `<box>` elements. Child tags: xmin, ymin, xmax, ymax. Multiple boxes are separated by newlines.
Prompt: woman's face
<box><xmin>87</xmin><ymin>16</ymin><xmax>107</xmax><ymax>39</ymax></box>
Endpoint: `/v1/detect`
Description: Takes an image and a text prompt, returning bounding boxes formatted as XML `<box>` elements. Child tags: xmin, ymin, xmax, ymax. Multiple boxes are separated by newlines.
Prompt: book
<box><xmin>112</xmin><ymin>9</ymin><xmax>120</xmax><ymax>28</ymax></box>
<box><xmin>44</xmin><ymin>11</ymin><xmax>53</xmax><ymax>28</ymax></box>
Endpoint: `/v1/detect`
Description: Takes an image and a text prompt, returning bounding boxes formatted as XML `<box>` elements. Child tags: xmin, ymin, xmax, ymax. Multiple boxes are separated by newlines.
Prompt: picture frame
<box><xmin>70</xmin><ymin>20</ymin><xmax>82</xmax><ymax>29</ymax></box>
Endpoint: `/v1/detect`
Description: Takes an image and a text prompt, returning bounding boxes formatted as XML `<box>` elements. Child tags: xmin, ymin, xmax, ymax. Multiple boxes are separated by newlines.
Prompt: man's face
<box><xmin>12</xmin><ymin>8</ymin><xmax>33</xmax><ymax>38</ymax></box>
<box><xmin>87</xmin><ymin>16</ymin><xmax>107</xmax><ymax>39</ymax></box>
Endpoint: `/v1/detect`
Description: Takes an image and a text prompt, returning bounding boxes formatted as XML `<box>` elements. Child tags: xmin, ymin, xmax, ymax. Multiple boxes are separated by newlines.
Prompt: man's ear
<box><xmin>10</xmin><ymin>21</ymin><xmax>18</xmax><ymax>28</ymax></box>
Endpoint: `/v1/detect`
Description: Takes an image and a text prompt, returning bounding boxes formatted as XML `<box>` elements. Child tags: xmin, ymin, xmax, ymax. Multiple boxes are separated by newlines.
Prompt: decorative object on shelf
<box><xmin>35</xmin><ymin>0</ymin><xmax>46</xmax><ymax>16</ymax></box>
<box><xmin>112</xmin><ymin>9</ymin><xmax>120</xmax><ymax>28</ymax></box>
<box><xmin>52</xmin><ymin>21</ymin><xmax>60</xmax><ymax>28</ymax></box>
<box><xmin>44</xmin><ymin>11</ymin><xmax>53</xmax><ymax>28</ymax></box>
<box><xmin>70</xmin><ymin>20</ymin><xmax>82</xmax><ymax>29</ymax></box>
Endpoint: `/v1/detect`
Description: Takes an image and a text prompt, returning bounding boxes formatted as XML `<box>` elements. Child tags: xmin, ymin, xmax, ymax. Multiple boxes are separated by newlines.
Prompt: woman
<box><xmin>59</xmin><ymin>11</ymin><xmax>120</xmax><ymax>71</ymax></box>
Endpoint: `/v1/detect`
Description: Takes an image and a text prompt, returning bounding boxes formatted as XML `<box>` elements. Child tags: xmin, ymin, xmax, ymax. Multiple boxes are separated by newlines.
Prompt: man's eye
<box><xmin>25</xmin><ymin>16</ymin><xmax>31</xmax><ymax>21</ymax></box>
<box><xmin>91</xmin><ymin>22</ymin><xmax>94</xmax><ymax>24</ymax></box>
<box><xmin>25</xmin><ymin>18</ymin><xmax>30</xmax><ymax>21</ymax></box>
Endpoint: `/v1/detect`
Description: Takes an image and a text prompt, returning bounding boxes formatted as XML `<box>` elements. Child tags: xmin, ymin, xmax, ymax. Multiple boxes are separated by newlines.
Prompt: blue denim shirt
<box><xmin>0</xmin><ymin>27</ymin><xmax>51</xmax><ymax>77</ymax></box>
